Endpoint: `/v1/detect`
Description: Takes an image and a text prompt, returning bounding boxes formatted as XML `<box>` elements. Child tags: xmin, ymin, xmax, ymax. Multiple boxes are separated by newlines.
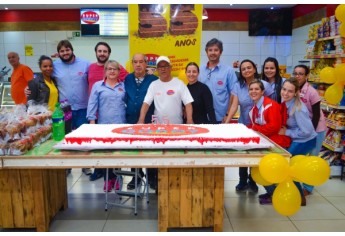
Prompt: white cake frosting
<box><xmin>62</xmin><ymin>124</ymin><xmax>265</xmax><ymax>150</ymax></box>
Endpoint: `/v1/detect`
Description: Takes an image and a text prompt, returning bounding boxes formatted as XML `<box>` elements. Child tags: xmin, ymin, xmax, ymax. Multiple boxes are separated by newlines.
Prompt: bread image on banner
<box><xmin>138</xmin><ymin>4</ymin><xmax>167</xmax><ymax>38</ymax></box>
<box><xmin>170</xmin><ymin>4</ymin><xmax>198</xmax><ymax>35</ymax></box>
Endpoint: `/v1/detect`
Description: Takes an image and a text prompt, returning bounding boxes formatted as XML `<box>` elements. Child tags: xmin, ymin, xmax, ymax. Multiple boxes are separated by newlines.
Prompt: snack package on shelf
<box><xmin>324</xmin><ymin>130</ymin><xmax>342</xmax><ymax>148</ymax></box>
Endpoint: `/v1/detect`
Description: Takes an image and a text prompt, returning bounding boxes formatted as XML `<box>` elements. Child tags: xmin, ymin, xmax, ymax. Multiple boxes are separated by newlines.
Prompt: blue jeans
<box><xmin>310</xmin><ymin>131</ymin><xmax>326</xmax><ymax>156</ymax></box>
<box><xmin>72</xmin><ymin>109</ymin><xmax>88</xmax><ymax>130</ymax></box>
<box><xmin>304</xmin><ymin>131</ymin><xmax>325</xmax><ymax>193</ymax></box>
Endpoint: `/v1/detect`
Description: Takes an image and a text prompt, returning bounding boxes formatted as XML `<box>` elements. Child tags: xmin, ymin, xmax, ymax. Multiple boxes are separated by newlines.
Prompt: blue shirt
<box><xmin>199</xmin><ymin>62</ymin><xmax>237</xmax><ymax>122</ymax></box>
<box><xmin>124</xmin><ymin>73</ymin><xmax>158</xmax><ymax>124</ymax></box>
<box><xmin>232</xmin><ymin>80</ymin><xmax>274</xmax><ymax>125</ymax></box>
<box><xmin>268</xmin><ymin>78</ymin><xmax>286</xmax><ymax>103</ymax></box>
<box><xmin>53</xmin><ymin>57</ymin><xmax>90</xmax><ymax>110</ymax></box>
<box><xmin>87</xmin><ymin>80</ymin><xmax>126</xmax><ymax>124</ymax></box>
<box><xmin>285</xmin><ymin>98</ymin><xmax>317</xmax><ymax>143</ymax></box>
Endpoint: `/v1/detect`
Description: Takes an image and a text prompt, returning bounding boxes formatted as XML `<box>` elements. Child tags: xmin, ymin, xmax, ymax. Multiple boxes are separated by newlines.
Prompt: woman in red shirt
<box><xmin>247</xmin><ymin>79</ymin><xmax>291</xmax><ymax>204</ymax></box>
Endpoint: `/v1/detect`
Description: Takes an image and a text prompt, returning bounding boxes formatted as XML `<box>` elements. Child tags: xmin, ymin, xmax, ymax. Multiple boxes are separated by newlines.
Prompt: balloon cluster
<box><xmin>335</xmin><ymin>4</ymin><xmax>345</xmax><ymax>37</ymax></box>
<box><xmin>320</xmin><ymin>64</ymin><xmax>345</xmax><ymax>105</ymax></box>
<box><xmin>252</xmin><ymin>153</ymin><xmax>330</xmax><ymax>216</ymax></box>
<box><xmin>318</xmin><ymin>5</ymin><xmax>345</xmax><ymax>105</ymax></box>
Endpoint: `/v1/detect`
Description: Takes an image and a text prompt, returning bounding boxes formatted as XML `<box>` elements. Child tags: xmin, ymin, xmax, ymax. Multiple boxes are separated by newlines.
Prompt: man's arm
<box><xmin>137</xmin><ymin>102</ymin><xmax>150</xmax><ymax>124</ymax></box>
<box><xmin>224</xmin><ymin>94</ymin><xmax>238</xmax><ymax>123</ymax></box>
<box><xmin>184</xmin><ymin>103</ymin><xmax>193</xmax><ymax>124</ymax></box>
<box><xmin>24</xmin><ymin>86</ymin><xmax>31</xmax><ymax>97</ymax></box>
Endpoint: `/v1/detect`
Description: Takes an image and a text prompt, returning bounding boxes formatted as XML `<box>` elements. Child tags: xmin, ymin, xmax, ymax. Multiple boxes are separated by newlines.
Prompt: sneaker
<box><xmin>127</xmin><ymin>176</ymin><xmax>142</xmax><ymax>190</ymax></box>
<box><xmin>114</xmin><ymin>179</ymin><xmax>121</xmax><ymax>191</ymax></box>
<box><xmin>235</xmin><ymin>183</ymin><xmax>248</xmax><ymax>192</ymax></box>
<box><xmin>103</xmin><ymin>180</ymin><xmax>113</xmax><ymax>192</ymax></box>
<box><xmin>89</xmin><ymin>170</ymin><xmax>103</xmax><ymax>181</ymax></box>
<box><xmin>259</xmin><ymin>196</ymin><xmax>272</xmax><ymax>205</ymax></box>
<box><xmin>82</xmin><ymin>168</ymin><xmax>92</xmax><ymax>176</ymax></box>
<box><xmin>248</xmin><ymin>182</ymin><xmax>259</xmax><ymax>193</ymax></box>
<box><xmin>258</xmin><ymin>192</ymin><xmax>271</xmax><ymax>199</ymax></box>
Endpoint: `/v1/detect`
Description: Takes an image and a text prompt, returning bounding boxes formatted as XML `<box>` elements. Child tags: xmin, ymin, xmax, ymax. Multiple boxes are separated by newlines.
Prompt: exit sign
<box><xmin>72</xmin><ymin>32</ymin><xmax>80</xmax><ymax>37</ymax></box>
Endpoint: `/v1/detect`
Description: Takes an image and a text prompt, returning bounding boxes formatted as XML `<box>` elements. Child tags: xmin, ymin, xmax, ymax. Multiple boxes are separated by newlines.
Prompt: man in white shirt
<box><xmin>138</xmin><ymin>56</ymin><xmax>194</xmax><ymax>124</ymax></box>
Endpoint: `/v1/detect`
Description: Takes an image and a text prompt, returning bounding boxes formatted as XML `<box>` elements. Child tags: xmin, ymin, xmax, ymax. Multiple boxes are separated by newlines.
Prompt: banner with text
<box><xmin>128</xmin><ymin>4</ymin><xmax>202</xmax><ymax>84</ymax></box>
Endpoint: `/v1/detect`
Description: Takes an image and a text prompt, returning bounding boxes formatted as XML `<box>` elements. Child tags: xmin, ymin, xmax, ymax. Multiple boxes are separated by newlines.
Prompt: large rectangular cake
<box><xmin>57</xmin><ymin>124</ymin><xmax>273</xmax><ymax>150</ymax></box>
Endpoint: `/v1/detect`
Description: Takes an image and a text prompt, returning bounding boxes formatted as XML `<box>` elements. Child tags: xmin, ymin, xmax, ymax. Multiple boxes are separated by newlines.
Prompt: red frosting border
<box><xmin>65</xmin><ymin>136</ymin><xmax>260</xmax><ymax>145</ymax></box>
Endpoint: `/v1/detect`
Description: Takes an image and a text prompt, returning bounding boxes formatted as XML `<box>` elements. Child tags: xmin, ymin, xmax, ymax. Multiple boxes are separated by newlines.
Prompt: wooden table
<box><xmin>1</xmin><ymin>139</ymin><xmax>290</xmax><ymax>232</ymax></box>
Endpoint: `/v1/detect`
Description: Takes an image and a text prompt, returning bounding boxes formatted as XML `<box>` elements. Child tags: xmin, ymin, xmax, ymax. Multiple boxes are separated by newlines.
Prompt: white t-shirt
<box><xmin>144</xmin><ymin>77</ymin><xmax>194</xmax><ymax>124</ymax></box>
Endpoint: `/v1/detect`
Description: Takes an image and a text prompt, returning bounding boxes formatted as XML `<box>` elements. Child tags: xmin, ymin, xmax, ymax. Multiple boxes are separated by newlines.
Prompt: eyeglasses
<box><xmin>107</xmin><ymin>67</ymin><xmax>119</xmax><ymax>71</ymax></box>
<box><xmin>157</xmin><ymin>65</ymin><xmax>170</xmax><ymax>70</ymax></box>
<box><xmin>292</xmin><ymin>72</ymin><xmax>305</xmax><ymax>76</ymax></box>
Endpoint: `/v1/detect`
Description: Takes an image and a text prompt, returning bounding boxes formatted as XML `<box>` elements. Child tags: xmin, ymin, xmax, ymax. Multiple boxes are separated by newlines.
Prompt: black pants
<box><xmin>239</xmin><ymin>167</ymin><xmax>255</xmax><ymax>184</ymax></box>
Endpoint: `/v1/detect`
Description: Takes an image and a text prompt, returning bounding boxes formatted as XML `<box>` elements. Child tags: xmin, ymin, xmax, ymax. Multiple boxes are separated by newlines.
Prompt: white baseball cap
<box><xmin>156</xmin><ymin>56</ymin><xmax>171</xmax><ymax>66</ymax></box>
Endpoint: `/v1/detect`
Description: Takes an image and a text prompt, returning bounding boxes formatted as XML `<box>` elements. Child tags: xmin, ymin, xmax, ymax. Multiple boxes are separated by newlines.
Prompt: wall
<box><xmin>0</xmin><ymin>4</ymin><xmax>337</xmax><ymax>77</ymax></box>
<box><xmin>0</xmin><ymin>30</ymin><xmax>292</xmax><ymax>75</ymax></box>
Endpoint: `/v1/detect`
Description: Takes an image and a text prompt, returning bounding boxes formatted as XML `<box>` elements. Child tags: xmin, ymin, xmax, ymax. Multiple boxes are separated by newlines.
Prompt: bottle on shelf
<box><xmin>52</xmin><ymin>102</ymin><xmax>65</xmax><ymax>141</ymax></box>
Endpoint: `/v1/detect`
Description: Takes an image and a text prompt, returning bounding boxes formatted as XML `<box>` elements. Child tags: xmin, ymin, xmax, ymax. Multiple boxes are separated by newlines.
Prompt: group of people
<box><xmin>7</xmin><ymin>37</ymin><xmax>326</xmax><ymax>205</ymax></box>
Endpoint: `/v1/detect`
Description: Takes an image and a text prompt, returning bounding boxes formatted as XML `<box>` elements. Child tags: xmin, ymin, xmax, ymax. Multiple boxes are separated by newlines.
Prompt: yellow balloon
<box><xmin>340</xmin><ymin>23</ymin><xmax>345</xmax><ymax>37</ymax></box>
<box><xmin>251</xmin><ymin>167</ymin><xmax>272</xmax><ymax>186</ymax></box>
<box><xmin>178</xmin><ymin>70</ymin><xmax>188</xmax><ymax>85</ymax></box>
<box><xmin>272</xmin><ymin>178</ymin><xmax>301</xmax><ymax>216</ymax></box>
<box><xmin>335</xmin><ymin>63</ymin><xmax>345</xmax><ymax>83</ymax></box>
<box><xmin>289</xmin><ymin>155</ymin><xmax>307</xmax><ymax>182</ymax></box>
<box><xmin>290</xmin><ymin>156</ymin><xmax>330</xmax><ymax>186</ymax></box>
<box><xmin>335</xmin><ymin>4</ymin><xmax>345</xmax><ymax>22</ymax></box>
<box><xmin>290</xmin><ymin>155</ymin><xmax>307</xmax><ymax>166</ymax></box>
<box><xmin>319</xmin><ymin>67</ymin><xmax>336</xmax><ymax>84</ymax></box>
<box><xmin>324</xmin><ymin>83</ymin><xmax>344</xmax><ymax>105</ymax></box>
<box><xmin>259</xmin><ymin>153</ymin><xmax>289</xmax><ymax>183</ymax></box>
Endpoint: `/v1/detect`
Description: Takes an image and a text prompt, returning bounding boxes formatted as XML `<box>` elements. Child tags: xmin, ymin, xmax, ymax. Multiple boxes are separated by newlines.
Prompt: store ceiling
<box><xmin>1</xmin><ymin>4</ymin><xmax>296</xmax><ymax>10</ymax></box>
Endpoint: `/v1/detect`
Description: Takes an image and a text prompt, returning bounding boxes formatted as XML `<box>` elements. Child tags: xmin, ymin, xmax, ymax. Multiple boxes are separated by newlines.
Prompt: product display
<box><xmin>0</xmin><ymin>104</ymin><xmax>52</xmax><ymax>155</ymax></box>
<box><xmin>58</xmin><ymin>123</ymin><xmax>273</xmax><ymax>150</ymax></box>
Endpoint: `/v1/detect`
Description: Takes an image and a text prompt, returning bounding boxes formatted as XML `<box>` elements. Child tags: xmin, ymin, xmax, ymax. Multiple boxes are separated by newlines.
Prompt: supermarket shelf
<box><xmin>305</xmin><ymin>54</ymin><xmax>345</xmax><ymax>59</ymax></box>
<box><xmin>307</xmin><ymin>78</ymin><xmax>332</xmax><ymax>84</ymax></box>
<box><xmin>321</xmin><ymin>102</ymin><xmax>345</xmax><ymax>110</ymax></box>
<box><xmin>306</xmin><ymin>35</ymin><xmax>342</xmax><ymax>44</ymax></box>
<box><xmin>322</xmin><ymin>141</ymin><xmax>344</xmax><ymax>152</ymax></box>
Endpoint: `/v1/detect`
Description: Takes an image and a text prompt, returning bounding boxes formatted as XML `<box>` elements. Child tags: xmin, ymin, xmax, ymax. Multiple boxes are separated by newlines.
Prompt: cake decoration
<box><xmin>60</xmin><ymin>124</ymin><xmax>270</xmax><ymax>150</ymax></box>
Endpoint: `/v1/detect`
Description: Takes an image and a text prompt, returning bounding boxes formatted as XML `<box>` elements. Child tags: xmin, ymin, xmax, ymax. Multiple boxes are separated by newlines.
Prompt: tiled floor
<box><xmin>1</xmin><ymin>167</ymin><xmax>345</xmax><ymax>232</ymax></box>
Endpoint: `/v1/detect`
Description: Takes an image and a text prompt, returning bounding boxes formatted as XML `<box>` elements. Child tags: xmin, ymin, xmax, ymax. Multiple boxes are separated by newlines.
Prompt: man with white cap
<box><xmin>138</xmin><ymin>55</ymin><xmax>194</xmax><ymax>124</ymax></box>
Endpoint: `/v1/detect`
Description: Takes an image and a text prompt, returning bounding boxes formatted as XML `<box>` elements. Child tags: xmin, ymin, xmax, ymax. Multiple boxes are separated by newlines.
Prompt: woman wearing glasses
<box><xmin>224</xmin><ymin>59</ymin><xmax>274</xmax><ymax>193</ymax></box>
<box><xmin>293</xmin><ymin>65</ymin><xmax>327</xmax><ymax>196</ymax></box>
<box><xmin>87</xmin><ymin>60</ymin><xmax>126</xmax><ymax>192</ymax></box>
<box><xmin>185</xmin><ymin>62</ymin><xmax>217</xmax><ymax>124</ymax></box>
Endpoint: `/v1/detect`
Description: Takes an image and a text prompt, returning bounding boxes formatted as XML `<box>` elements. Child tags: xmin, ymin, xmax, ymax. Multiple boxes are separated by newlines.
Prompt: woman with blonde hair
<box><xmin>276</xmin><ymin>77</ymin><xmax>317</xmax><ymax>206</ymax></box>
<box><xmin>87</xmin><ymin>60</ymin><xmax>126</xmax><ymax>192</ymax></box>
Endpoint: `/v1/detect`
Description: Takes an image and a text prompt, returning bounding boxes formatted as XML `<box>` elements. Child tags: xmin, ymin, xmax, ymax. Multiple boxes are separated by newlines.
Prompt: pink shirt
<box><xmin>300</xmin><ymin>82</ymin><xmax>327</xmax><ymax>132</ymax></box>
<box><xmin>88</xmin><ymin>63</ymin><xmax>128</xmax><ymax>95</ymax></box>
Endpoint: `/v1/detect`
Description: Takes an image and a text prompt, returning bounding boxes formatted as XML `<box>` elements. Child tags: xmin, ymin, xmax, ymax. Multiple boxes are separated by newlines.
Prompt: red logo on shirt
<box><xmin>78</xmin><ymin>72</ymin><xmax>84</xmax><ymax>76</ymax></box>
<box><xmin>118</xmin><ymin>88</ymin><xmax>124</xmax><ymax>92</ymax></box>
<box><xmin>167</xmin><ymin>90</ymin><xmax>175</xmax><ymax>95</ymax></box>
<box><xmin>217</xmin><ymin>80</ymin><xmax>224</xmax><ymax>85</ymax></box>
